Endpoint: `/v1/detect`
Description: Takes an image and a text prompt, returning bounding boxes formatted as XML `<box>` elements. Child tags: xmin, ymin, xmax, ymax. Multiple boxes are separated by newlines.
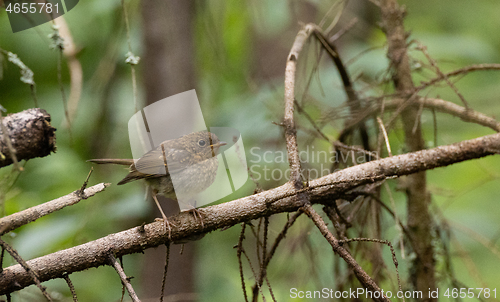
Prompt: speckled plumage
<box><xmin>89</xmin><ymin>131</ymin><xmax>225</xmax><ymax>201</ymax></box>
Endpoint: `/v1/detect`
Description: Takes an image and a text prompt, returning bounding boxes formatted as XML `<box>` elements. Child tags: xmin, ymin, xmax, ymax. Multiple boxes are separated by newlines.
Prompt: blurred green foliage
<box><xmin>0</xmin><ymin>0</ymin><xmax>500</xmax><ymax>301</ymax></box>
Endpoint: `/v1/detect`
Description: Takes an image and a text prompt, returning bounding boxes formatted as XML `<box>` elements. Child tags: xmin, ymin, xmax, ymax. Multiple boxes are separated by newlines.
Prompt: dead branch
<box><xmin>421</xmin><ymin>98</ymin><xmax>500</xmax><ymax>132</ymax></box>
<box><xmin>301</xmin><ymin>204</ymin><xmax>389</xmax><ymax>302</ymax></box>
<box><xmin>417</xmin><ymin>63</ymin><xmax>500</xmax><ymax>90</ymax></box>
<box><xmin>284</xmin><ymin>24</ymin><xmax>313</xmax><ymax>186</ymax></box>
<box><xmin>0</xmin><ymin>239</ymin><xmax>53</xmax><ymax>301</ymax></box>
<box><xmin>0</xmin><ymin>108</ymin><xmax>56</xmax><ymax>168</ymax></box>
<box><xmin>0</xmin><ymin>132</ymin><xmax>498</xmax><ymax>295</ymax></box>
<box><xmin>109</xmin><ymin>254</ymin><xmax>141</xmax><ymax>302</ymax></box>
<box><xmin>345</xmin><ymin>97</ymin><xmax>500</xmax><ymax>134</ymax></box>
<box><xmin>0</xmin><ymin>183</ymin><xmax>109</xmax><ymax>236</ymax></box>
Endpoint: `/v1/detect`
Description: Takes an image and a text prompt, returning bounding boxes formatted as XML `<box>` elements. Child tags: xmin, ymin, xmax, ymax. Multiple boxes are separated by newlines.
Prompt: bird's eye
<box><xmin>198</xmin><ymin>139</ymin><xmax>206</xmax><ymax>147</ymax></box>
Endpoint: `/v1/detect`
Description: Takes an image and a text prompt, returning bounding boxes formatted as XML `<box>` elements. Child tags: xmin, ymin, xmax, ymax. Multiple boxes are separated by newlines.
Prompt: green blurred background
<box><xmin>0</xmin><ymin>0</ymin><xmax>499</xmax><ymax>301</ymax></box>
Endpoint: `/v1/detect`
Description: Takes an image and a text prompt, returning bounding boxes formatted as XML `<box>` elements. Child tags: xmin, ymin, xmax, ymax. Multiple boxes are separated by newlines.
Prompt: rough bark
<box><xmin>380</xmin><ymin>0</ymin><xmax>436</xmax><ymax>298</ymax></box>
<box><xmin>0</xmin><ymin>108</ymin><xmax>56</xmax><ymax>168</ymax></box>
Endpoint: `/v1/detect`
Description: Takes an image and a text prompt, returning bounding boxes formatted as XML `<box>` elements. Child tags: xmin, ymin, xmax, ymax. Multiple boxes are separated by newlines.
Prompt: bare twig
<box><xmin>284</xmin><ymin>24</ymin><xmax>315</xmax><ymax>185</ymax></box>
<box><xmin>377</xmin><ymin>117</ymin><xmax>392</xmax><ymax>156</ymax></box>
<box><xmin>0</xmin><ymin>239</ymin><xmax>53</xmax><ymax>301</ymax></box>
<box><xmin>417</xmin><ymin>63</ymin><xmax>500</xmax><ymax>90</ymax></box>
<box><xmin>338</xmin><ymin>238</ymin><xmax>403</xmax><ymax>300</ymax></box>
<box><xmin>301</xmin><ymin>204</ymin><xmax>389</xmax><ymax>302</ymax></box>
<box><xmin>311</xmin><ymin>25</ymin><xmax>372</xmax><ymax>157</ymax></box>
<box><xmin>109</xmin><ymin>254</ymin><xmax>141</xmax><ymax>302</ymax></box>
<box><xmin>78</xmin><ymin>167</ymin><xmax>93</xmax><ymax>196</ymax></box>
<box><xmin>252</xmin><ymin>213</ymin><xmax>301</xmax><ymax>301</ymax></box>
<box><xmin>159</xmin><ymin>242</ymin><xmax>171</xmax><ymax>302</ymax></box>
<box><xmin>121</xmin><ymin>0</ymin><xmax>140</xmax><ymax>113</ymax></box>
<box><xmin>346</xmin><ymin>97</ymin><xmax>500</xmax><ymax>133</ymax></box>
<box><xmin>237</xmin><ymin>223</ymin><xmax>249</xmax><ymax>302</ymax></box>
<box><xmin>416</xmin><ymin>43</ymin><xmax>469</xmax><ymax>109</ymax></box>
<box><xmin>294</xmin><ymin>100</ymin><xmax>331</xmax><ymax>142</ymax></box>
<box><xmin>333</xmin><ymin>141</ymin><xmax>379</xmax><ymax>160</ymax></box>
<box><xmin>0</xmin><ymin>183</ymin><xmax>109</xmax><ymax>236</ymax></box>
<box><xmin>62</xmin><ymin>274</ymin><xmax>78</xmax><ymax>302</ymax></box>
<box><xmin>329</xmin><ymin>18</ymin><xmax>359</xmax><ymax>43</ymax></box>
<box><xmin>49</xmin><ymin>25</ymin><xmax>72</xmax><ymax>138</ymax></box>
<box><xmin>54</xmin><ymin>17</ymin><xmax>83</xmax><ymax>129</ymax></box>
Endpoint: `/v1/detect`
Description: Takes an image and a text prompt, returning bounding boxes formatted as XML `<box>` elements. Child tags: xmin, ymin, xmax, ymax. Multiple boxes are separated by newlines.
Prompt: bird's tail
<box><xmin>87</xmin><ymin>159</ymin><xmax>135</xmax><ymax>166</ymax></box>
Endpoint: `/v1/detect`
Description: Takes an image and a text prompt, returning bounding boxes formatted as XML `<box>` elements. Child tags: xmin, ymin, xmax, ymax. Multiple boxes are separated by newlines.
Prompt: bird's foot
<box><xmin>154</xmin><ymin>217</ymin><xmax>176</xmax><ymax>239</ymax></box>
<box><xmin>187</xmin><ymin>208</ymin><xmax>204</xmax><ymax>229</ymax></box>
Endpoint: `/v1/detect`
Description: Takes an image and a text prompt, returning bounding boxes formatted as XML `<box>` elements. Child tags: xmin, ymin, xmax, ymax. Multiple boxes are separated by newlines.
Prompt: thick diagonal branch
<box><xmin>0</xmin><ymin>183</ymin><xmax>109</xmax><ymax>236</ymax></box>
<box><xmin>0</xmin><ymin>133</ymin><xmax>498</xmax><ymax>295</ymax></box>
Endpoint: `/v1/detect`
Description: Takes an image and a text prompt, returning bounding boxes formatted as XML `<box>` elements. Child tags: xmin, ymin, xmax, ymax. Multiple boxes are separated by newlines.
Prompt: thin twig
<box><xmin>62</xmin><ymin>273</ymin><xmax>78</xmax><ymax>302</ymax></box>
<box><xmin>0</xmin><ymin>239</ymin><xmax>53</xmax><ymax>301</ymax></box>
<box><xmin>301</xmin><ymin>204</ymin><xmax>389</xmax><ymax>302</ymax></box>
<box><xmin>121</xmin><ymin>0</ymin><xmax>140</xmax><ymax>113</ymax></box>
<box><xmin>338</xmin><ymin>237</ymin><xmax>403</xmax><ymax>301</ymax></box>
<box><xmin>50</xmin><ymin>25</ymin><xmax>72</xmax><ymax>139</ymax></box>
<box><xmin>333</xmin><ymin>141</ymin><xmax>379</xmax><ymax>160</ymax></box>
<box><xmin>329</xmin><ymin>18</ymin><xmax>359</xmax><ymax>43</ymax></box>
<box><xmin>416</xmin><ymin>43</ymin><xmax>469</xmax><ymax>109</ymax></box>
<box><xmin>432</xmin><ymin>108</ymin><xmax>438</xmax><ymax>147</ymax></box>
<box><xmin>417</xmin><ymin>63</ymin><xmax>500</xmax><ymax>90</ymax></box>
<box><xmin>377</xmin><ymin>117</ymin><xmax>392</xmax><ymax>156</ymax></box>
<box><xmin>109</xmin><ymin>254</ymin><xmax>141</xmax><ymax>302</ymax></box>
<box><xmin>312</xmin><ymin>25</ymin><xmax>371</xmax><ymax>154</ymax></box>
<box><xmin>78</xmin><ymin>167</ymin><xmax>93</xmax><ymax>196</ymax></box>
<box><xmin>383</xmin><ymin>182</ymin><xmax>405</xmax><ymax>258</ymax></box>
<box><xmin>243</xmin><ymin>249</ymin><xmax>266</xmax><ymax>302</ymax></box>
<box><xmin>347</xmin><ymin>96</ymin><xmax>500</xmax><ymax>135</ymax></box>
<box><xmin>54</xmin><ymin>17</ymin><xmax>83</xmax><ymax>129</ymax></box>
<box><xmin>294</xmin><ymin>100</ymin><xmax>331</xmax><ymax>142</ymax></box>
<box><xmin>236</xmin><ymin>223</ymin><xmax>249</xmax><ymax>302</ymax></box>
<box><xmin>159</xmin><ymin>242</ymin><xmax>171</xmax><ymax>302</ymax></box>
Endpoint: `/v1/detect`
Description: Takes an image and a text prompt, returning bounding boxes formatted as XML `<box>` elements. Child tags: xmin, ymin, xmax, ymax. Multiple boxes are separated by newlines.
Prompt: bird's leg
<box><xmin>152</xmin><ymin>193</ymin><xmax>172</xmax><ymax>239</ymax></box>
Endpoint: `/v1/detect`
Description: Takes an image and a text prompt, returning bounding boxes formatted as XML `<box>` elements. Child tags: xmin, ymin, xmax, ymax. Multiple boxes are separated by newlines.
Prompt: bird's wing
<box><xmin>134</xmin><ymin>145</ymin><xmax>192</xmax><ymax>175</ymax></box>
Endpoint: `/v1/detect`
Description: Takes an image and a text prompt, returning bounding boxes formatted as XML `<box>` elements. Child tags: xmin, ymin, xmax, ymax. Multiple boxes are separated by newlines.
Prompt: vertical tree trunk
<box><xmin>141</xmin><ymin>1</ymin><xmax>197</xmax><ymax>300</ymax></box>
<box><xmin>380</xmin><ymin>0</ymin><xmax>436</xmax><ymax>300</ymax></box>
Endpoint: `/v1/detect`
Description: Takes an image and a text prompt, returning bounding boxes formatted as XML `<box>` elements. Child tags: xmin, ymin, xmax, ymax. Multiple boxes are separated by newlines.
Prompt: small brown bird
<box><xmin>89</xmin><ymin>131</ymin><xmax>226</xmax><ymax>236</ymax></box>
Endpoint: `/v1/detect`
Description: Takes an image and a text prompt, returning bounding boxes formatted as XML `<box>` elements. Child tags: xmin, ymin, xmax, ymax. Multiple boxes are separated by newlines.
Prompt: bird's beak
<box><xmin>212</xmin><ymin>141</ymin><xmax>227</xmax><ymax>147</ymax></box>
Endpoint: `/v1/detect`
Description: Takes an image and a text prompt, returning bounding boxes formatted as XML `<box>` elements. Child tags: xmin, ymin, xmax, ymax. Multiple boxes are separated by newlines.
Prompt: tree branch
<box><xmin>0</xmin><ymin>132</ymin><xmax>498</xmax><ymax>295</ymax></box>
<box><xmin>109</xmin><ymin>254</ymin><xmax>141</xmax><ymax>302</ymax></box>
<box><xmin>301</xmin><ymin>204</ymin><xmax>389</xmax><ymax>302</ymax></box>
<box><xmin>284</xmin><ymin>24</ymin><xmax>314</xmax><ymax>186</ymax></box>
<box><xmin>344</xmin><ymin>97</ymin><xmax>500</xmax><ymax>134</ymax></box>
<box><xmin>0</xmin><ymin>183</ymin><xmax>109</xmax><ymax>236</ymax></box>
